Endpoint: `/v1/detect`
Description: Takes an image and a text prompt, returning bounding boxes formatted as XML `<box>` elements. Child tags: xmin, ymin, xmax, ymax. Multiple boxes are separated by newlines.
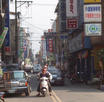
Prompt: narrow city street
<box><xmin>1</xmin><ymin>0</ymin><xmax>104</xmax><ymax>102</ymax></box>
<box><xmin>5</xmin><ymin>74</ymin><xmax>104</xmax><ymax>102</ymax></box>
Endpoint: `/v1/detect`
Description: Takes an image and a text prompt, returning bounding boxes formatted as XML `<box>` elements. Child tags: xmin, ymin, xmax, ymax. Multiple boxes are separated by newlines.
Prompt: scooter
<box><xmin>40</xmin><ymin>77</ymin><xmax>49</xmax><ymax>97</ymax></box>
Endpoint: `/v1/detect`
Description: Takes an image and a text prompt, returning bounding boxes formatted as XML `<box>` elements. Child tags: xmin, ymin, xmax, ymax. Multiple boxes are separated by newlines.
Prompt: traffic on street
<box><xmin>4</xmin><ymin>73</ymin><xmax>104</xmax><ymax>102</ymax></box>
<box><xmin>0</xmin><ymin>0</ymin><xmax>104</xmax><ymax>102</ymax></box>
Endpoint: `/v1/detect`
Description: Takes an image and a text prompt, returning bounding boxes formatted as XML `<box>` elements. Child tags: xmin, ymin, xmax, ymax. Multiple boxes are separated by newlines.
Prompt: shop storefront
<box><xmin>69</xmin><ymin>33</ymin><xmax>92</xmax><ymax>81</ymax></box>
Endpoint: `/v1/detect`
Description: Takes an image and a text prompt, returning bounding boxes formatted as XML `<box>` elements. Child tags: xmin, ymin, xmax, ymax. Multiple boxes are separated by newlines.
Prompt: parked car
<box><xmin>3</xmin><ymin>64</ymin><xmax>20</xmax><ymax>72</ymax></box>
<box><xmin>23</xmin><ymin>64</ymin><xmax>34</xmax><ymax>74</ymax></box>
<box><xmin>48</xmin><ymin>67</ymin><xmax>64</xmax><ymax>86</ymax></box>
<box><xmin>33</xmin><ymin>64</ymin><xmax>42</xmax><ymax>73</ymax></box>
<box><xmin>3</xmin><ymin>70</ymin><xmax>31</xmax><ymax>96</ymax></box>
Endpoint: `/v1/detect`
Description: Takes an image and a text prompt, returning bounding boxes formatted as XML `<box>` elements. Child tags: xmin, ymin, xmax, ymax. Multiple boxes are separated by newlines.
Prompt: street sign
<box><xmin>85</xmin><ymin>23</ymin><xmax>101</xmax><ymax>36</ymax></box>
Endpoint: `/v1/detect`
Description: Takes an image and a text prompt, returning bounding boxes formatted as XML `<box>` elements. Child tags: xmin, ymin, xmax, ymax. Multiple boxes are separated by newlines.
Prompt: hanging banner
<box><xmin>66</xmin><ymin>0</ymin><xmax>78</xmax><ymax>17</ymax></box>
<box><xmin>84</xmin><ymin>4</ymin><xmax>102</xmax><ymax>22</ymax></box>
<box><xmin>84</xmin><ymin>0</ymin><xmax>101</xmax><ymax>3</ymax></box>
<box><xmin>41</xmin><ymin>37</ymin><xmax>46</xmax><ymax>59</ymax></box>
<box><xmin>85</xmin><ymin>23</ymin><xmax>101</xmax><ymax>36</ymax></box>
<box><xmin>5</xmin><ymin>0</ymin><xmax>10</xmax><ymax>52</ymax></box>
<box><xmin>48</xmin><ymin>39</ymin><xmax>53</xmax><ymax>52</ymax></box>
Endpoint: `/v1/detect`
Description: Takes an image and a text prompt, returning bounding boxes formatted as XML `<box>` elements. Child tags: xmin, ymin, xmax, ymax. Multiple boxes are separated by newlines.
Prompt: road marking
<box><xmin>50</xmin><ymin>95</ymin><xmax>57</xmax><ymax>102</ymax></box>
<box><xmin>51</xmin><ymin>91</ymin><xmax>62</xmax><ymax>102</ymax></box>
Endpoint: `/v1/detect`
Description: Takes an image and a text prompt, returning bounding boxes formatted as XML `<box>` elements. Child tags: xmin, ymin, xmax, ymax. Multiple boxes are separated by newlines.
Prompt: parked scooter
<box><xmin>40</xmin><ymin>77</ymin><xmax>49</xmax><ymax>97</ymax></box>
<box><xmin>70</xmin><ymin>72</ymin><xmax>88</xmax><ymax>84</ymax></box>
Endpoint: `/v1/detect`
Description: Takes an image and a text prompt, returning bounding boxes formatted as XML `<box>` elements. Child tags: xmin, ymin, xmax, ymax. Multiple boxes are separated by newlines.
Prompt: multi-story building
<box><xmin>0</xmin><ymin>0</ymin><xmax>10</xmax><ymax>63</ymax></box>
<box><xmin>54</xmin><ymin>0</ymin><xmax>93</xmax><ymax>81</ymax></box>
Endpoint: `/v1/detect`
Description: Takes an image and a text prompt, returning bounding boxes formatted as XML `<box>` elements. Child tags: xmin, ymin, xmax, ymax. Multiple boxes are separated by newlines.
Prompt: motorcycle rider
<box><xmin>36</xmin><ymin>65</ymin><xmax>52</xmax><ymax>96</ymax></box>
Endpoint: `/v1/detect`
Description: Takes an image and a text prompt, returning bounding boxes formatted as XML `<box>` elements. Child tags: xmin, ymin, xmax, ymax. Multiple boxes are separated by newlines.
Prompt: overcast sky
<box><xmin>11</xmin><ymin>0</ymin><xmax>58</xmax><ymax>55</ymax></box>
<box><xmin>10</xmin><ymin>0</ymin><xmax>58</xmax><ymax>55</ymax></box>
<box><xmin>30</xmin><ymin>0</ymin><xmax>58</xmax><ymax>55</ymax></box>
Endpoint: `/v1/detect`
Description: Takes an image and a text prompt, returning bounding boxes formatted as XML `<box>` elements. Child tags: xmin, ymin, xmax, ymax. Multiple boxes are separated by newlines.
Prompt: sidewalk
<box><xmin>64</xmin><ymin>78</ymin><xmax>103</xmax><ymax>91</ymax></box>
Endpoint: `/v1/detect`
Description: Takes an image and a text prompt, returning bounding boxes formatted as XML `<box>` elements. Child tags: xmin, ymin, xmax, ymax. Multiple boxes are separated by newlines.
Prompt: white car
<box><xmin>33</xmin><ymin>64</ymin><xmax>42</xmax><ymax>73</ymax></box>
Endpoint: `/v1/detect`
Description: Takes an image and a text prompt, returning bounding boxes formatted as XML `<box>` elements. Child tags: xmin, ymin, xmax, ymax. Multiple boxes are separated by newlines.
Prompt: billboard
<box><xmin>84</xmin><ymin>0</ymin><xmax>101</xmax><ymax>3</ymax></box>
<box><xmin>66</xmin><ymin>19</ymin><xmax>78</xmax><ymax>29</ymax></box>
<box><xmin>66</xmin><ymin>0</ymin><xmax>78</xmax><ymax>17</ymax></box>
<box><xmin>84</xmin><ymin>4</ymin><xmax>102</xmax><ymax>22</ymax></box>
<box><xmin>85</xmin><ymin>23</ymin><xmax>101</xmax><ymax>36</ymax></box>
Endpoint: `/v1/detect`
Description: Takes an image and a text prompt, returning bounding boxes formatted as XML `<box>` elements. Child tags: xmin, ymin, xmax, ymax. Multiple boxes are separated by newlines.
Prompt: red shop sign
<box><xmin>66</xmin><ymin>19</ymin><xmax>78</xmax><ymax>29</ymax></box>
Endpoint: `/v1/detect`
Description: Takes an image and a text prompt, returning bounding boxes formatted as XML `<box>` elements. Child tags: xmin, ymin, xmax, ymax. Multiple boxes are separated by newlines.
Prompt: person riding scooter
<box><xmin>36</xmin><ymin>66</ymin><xmax>52</xmax><ymax>96</ymax></box>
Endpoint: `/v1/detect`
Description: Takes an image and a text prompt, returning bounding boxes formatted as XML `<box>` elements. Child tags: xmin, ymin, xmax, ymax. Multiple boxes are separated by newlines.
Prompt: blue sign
<box><xmin>85</xmin><ymin>6</ymin><xmax>100</xmax><ymax>12</ymax></box>
<box><xmin>5</xmin><ymin>0</ymin><xmax>10</xmax><ymax>47</ymax></box>
<box><xmin>60</xmin><ymin>35</ymin><xmax>68</xmax><ymax>39</ymax></box>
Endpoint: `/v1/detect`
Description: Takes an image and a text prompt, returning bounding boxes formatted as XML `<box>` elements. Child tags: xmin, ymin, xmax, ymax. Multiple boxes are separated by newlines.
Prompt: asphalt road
<box><xmin>4</xmin><ymin>73</ymin><xmax>104</xmax><ymax>102</ymax></box>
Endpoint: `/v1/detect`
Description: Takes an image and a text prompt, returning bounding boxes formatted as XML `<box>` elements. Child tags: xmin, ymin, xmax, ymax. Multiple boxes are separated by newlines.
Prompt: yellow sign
<box><xmin>84</xmin><ymin>0</ymin><xmax>101</xmax><ymax>3</ymax></box>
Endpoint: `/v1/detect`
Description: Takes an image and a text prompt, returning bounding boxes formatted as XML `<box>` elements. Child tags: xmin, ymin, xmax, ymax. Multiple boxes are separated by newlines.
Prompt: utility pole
<box><xmin>15</xmin><ymin>0</ymin><xmax>18</xmax><ymax>63</ymax></box>
<box><xmin>15</xmin><ymin>0</ymin><xmax>33</xmax><ymax>63</ymax></box>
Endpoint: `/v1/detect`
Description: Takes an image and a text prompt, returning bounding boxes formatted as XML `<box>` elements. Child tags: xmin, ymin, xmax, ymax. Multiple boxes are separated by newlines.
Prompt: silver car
<box><xmin>33</xmin><ymin>64</ymin><xmax>42</xmax><ymax>73</ymax></box>
<box><xmin>3</xmin><ymin>70</ymin><xmax>31</xmax><ymax>96</ymax></box>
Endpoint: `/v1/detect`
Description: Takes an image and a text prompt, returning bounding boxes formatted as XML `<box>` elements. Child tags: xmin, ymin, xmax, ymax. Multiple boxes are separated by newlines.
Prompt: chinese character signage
<box><xmin>5</xmin><ymin>0</ymin><xmax>10</xmax><ymax>53</ymax></box>
<box><xmin>84</xmin><ymin>0</ymin><xmax>101</xmax><ymax>3</ymax></box>
<box><xmin>66</xmin><ymin>0</ymin><xmax>78</xmax><ymax>17</ymax></box>
<box><xmin>85</xmin><ymin>23</ymin><xmax>101</xmax><ymax>36</ymax></box>
<box><xmin>42</xmin><ymin>37</ymin><xmax>46</xmax><ymax>59</ymax></box>
<box><xmin>48</xmin><ymin>39</ymin><xmax>53</xmax><ymax>52</ymax></box>
<box><xmin>66</xmin><ymin>19</ymin><xmax>78</xmax><ymax>29</ymax></box>
<box><xmin>84</xmin><ymin>4</ymin><xmax>102</xmax><ymax>22</ymax></box>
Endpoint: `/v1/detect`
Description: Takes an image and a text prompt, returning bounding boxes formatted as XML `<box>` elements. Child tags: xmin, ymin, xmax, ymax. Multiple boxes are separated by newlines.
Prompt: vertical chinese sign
<box><xmin>66</xmin><ymin>0</ymin><xmax>78</xmax><ymax>29</ymax></box>
<box><xmin>5</xmin><ymin>0</ymin><xmax>10</xmax><ymax>53</ymax></box>
<box><xmin>48</xmin><ymin>39</ymin><xmax>53</xmax><ymax>52</ymax></box>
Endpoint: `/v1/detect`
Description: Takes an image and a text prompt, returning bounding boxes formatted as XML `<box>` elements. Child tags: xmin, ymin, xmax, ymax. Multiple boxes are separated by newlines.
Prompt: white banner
<box><xmin>66</xmin><ymin>0</ymin><xmax>78</xmax><ymax>17</ymax></box>
<box><xmin>42</xmin><ymin>37</ymin><xmax>46</xmax><ymax>59</ymax></box>
<box><xmin>84</xmin><ymin>4</ymin><xmax>102</xmax><ymax>22</ymax></box>
<box><xmin>85</xmin><ymin>24</ymin><xmax>101</xmax><ymax>36</ymax></box>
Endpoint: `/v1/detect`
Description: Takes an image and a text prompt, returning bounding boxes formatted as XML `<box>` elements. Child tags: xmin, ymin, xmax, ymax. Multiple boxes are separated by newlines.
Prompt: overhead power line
<box><xmin>25</xmin><ymin>20</ymin><xmax>44</xmax><ymax>31</ymax></box>
<box><xmin>32</xmin><ymin>3</ymin><xmax>56</xmax><ymax>6</ymax></box>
